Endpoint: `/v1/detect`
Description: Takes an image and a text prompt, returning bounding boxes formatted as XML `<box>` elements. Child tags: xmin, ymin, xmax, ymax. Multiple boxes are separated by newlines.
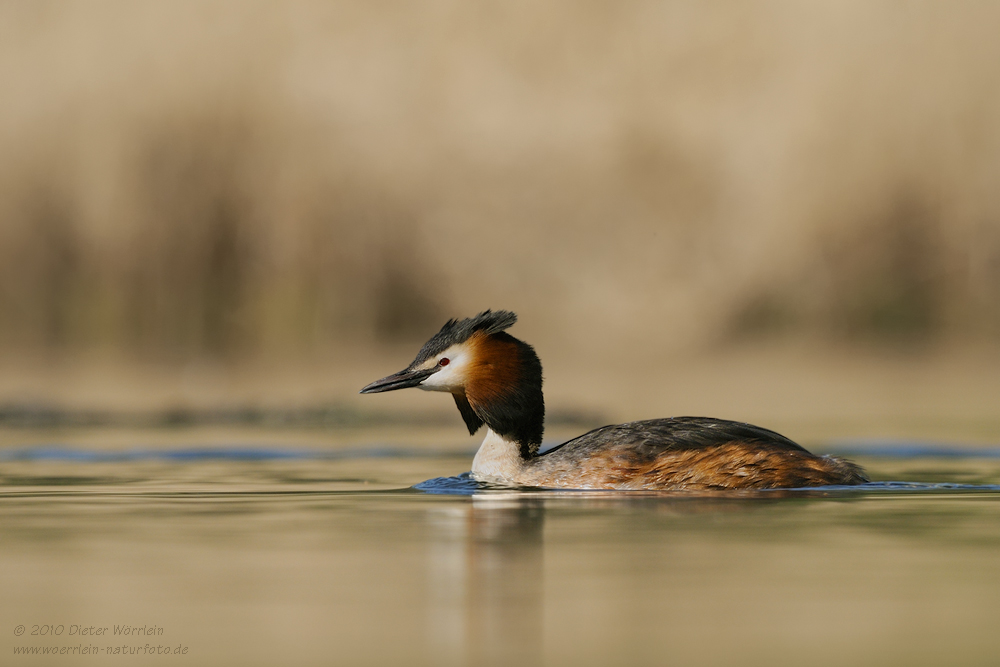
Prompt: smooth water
<box><xmin>2</xmin><ymin>435</ymin><xmax>1000</xmax><ymax>667</ymax></box>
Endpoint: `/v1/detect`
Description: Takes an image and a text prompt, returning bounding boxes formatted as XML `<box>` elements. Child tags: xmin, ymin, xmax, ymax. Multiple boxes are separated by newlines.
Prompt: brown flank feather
<box><xmin>522</xmin><ymin>442</ymin><xmax>868</xmax><ymax>490</ymax></box>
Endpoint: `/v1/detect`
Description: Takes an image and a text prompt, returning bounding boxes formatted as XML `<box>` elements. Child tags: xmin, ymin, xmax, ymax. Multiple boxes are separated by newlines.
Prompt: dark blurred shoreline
<box><xmin>0</xmin><ymin>402</ymin><xmax>603</xmax><ymax>431</ymax></box>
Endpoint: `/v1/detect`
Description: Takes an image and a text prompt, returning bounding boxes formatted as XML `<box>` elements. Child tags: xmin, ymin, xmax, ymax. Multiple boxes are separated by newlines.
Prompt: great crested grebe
<box><xmin>360</xmin><ymin>310</ymin><xmax>868</xmax><ymax>490</ymax></box>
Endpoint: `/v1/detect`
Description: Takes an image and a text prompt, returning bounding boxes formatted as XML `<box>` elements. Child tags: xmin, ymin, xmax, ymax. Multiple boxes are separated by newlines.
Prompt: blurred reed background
<box><xmin>1</xmin><ymin>1</ymin><xmax>999</xmax><ymax>431</ymax></box>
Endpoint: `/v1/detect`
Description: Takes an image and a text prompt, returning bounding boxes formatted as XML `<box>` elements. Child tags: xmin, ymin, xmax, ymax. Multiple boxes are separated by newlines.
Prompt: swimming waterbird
<box><xmin>360</xmin><ymin>310</ymin><xmax>868</xmax><ymax>490</ymax></box>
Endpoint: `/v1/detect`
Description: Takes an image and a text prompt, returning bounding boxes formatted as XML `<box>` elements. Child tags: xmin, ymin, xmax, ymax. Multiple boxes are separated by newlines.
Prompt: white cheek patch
<box><xmin>418</xmin><ymin>344</ymin><xmax>468</xmax><ymax>393</ymax></box>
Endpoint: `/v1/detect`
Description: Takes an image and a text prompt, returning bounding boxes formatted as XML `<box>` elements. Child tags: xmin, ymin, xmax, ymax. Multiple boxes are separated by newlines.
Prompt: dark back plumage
<box><xmin>541</xmin><ymin>417</ymin><xmax>807</xmax><ymax>460</ymax></box>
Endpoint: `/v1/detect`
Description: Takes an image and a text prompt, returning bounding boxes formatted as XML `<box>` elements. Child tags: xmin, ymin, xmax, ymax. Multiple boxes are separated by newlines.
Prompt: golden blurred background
<box><xmin>1</xmin><ymin>1</ymin><xmax>999</xmax><ymax>439</ymax></box>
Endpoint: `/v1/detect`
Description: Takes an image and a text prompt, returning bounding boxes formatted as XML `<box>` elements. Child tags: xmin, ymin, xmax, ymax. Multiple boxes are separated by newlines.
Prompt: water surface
<box><xmin>2</xmin><ymin>434</ymin><xmax>1000</xmax><ymax>667</ymax></box>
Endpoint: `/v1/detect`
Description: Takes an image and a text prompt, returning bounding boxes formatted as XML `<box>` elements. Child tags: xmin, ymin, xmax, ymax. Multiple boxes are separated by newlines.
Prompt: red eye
<box><xmin>438</xmin><ymin>358</ymin><xmax>450</xmax><ymax>366</ymax></box>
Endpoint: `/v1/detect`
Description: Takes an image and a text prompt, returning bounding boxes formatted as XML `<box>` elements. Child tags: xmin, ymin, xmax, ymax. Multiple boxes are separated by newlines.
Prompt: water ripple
<box><xmin>412</xmin><ymin>475</ymin><xmax>1000</xmax><ymax>496</ymax></box>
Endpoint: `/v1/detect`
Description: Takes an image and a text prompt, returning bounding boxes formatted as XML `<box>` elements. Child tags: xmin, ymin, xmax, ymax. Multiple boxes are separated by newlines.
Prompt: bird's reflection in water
<box><xmin>426</xmin><ymin>494</ymin><xmax>545</xmax><ymax>667</ymax></box>
<box><xmin>422</xmin><ymin>488</ymin><xmax>837</xmax><ymax>665</ymax></box>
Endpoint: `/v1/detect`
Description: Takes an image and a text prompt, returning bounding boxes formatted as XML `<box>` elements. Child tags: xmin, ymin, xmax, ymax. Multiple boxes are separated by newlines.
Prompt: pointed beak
<box><xmin>359</xmin><ymin>367</ymin><xmax>436</xmax><ymax>394</ymax></box>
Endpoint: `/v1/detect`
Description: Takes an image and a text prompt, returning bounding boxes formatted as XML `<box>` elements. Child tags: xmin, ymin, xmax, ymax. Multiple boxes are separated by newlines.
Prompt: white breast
<box><xmin>471</xmin><ymin>428</ymin><xmax>526</xmax><ymax>483</ymax></box>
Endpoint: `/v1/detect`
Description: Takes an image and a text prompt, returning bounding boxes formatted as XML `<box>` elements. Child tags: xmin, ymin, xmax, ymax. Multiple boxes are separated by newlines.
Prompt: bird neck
<box><xmin>454</xmin><ymin>332</ymin><xmax>545</xmax><ymax>460</ymax></box>
<box><xmin>471</xmin><ymin>428</ymin><xmax>529</xmax><ymax>481</ymax></box>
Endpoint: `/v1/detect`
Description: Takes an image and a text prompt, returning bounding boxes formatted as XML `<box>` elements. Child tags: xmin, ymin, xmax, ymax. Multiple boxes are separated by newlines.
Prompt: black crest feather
<box><xmin>409</xmin><ymin>309</ymin><xmax>518</xmax><ymax>367</ymax></box>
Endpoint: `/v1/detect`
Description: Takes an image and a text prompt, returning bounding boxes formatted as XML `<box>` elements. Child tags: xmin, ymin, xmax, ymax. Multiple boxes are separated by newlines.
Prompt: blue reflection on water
<box><xmin>414</xmin><ymin>473</ymin><xmax>498</xmax><ymax>495</ymax></box>
<box><xmin>0</xmin><ymin>446</ymin><xmax>473</xmax><ymax>463</ymax></box>
<box><xmin>3</xmin><ymin>443</ymin><xmax>1000</xmax><ymax>496</ymax></box>
<box><xmin>410</xmin><ymin>476</ymin><xmax>1000</xmax><ymax>496</ymax></box>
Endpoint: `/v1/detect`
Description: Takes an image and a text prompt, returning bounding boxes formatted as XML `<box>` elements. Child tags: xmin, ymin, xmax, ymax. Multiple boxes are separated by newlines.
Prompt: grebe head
<box><xmin>360</xmin><ymin>310</ymin><xmax>545</xmax><ymax>456</ymax></box>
